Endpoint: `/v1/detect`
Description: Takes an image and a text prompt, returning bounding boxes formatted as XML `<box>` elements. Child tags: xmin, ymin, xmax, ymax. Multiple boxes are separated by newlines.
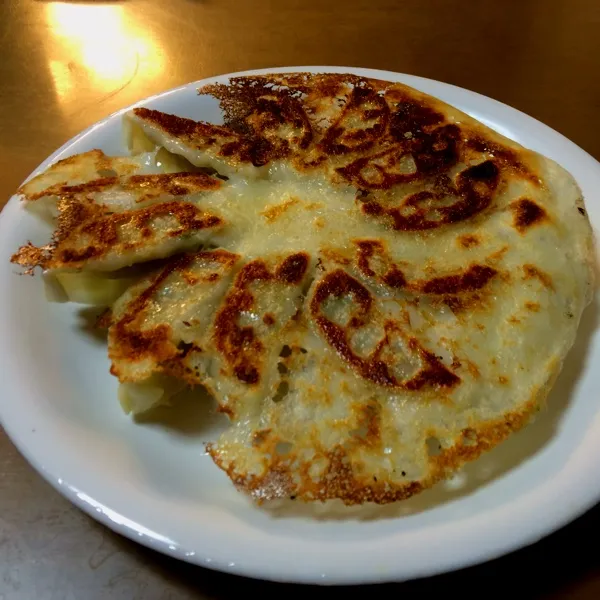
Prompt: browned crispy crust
<box><xmin>16</xmin><ymin>72</ymin><xmax>586</xmax><ymax>506</ymax></box>
<box><xmin>213</xmin><ymin>253</ymin><xmax>310</xmax><ymax>385</ymax></box>
<box><xmin>209</xmin><ymin>351</ymin><xmax>563</xmax><ymax>505</ymax></box>
<box><xmin>12</xmin><ymin>199</ymin><xmax>224</xmax><ymax>272</ymax></box>
<box><xmin>12</xmin><ymin>170</ymin><xmax>225</xmax><ymax>273</ymax></box>
<box><xmin>109</xmin><ymin>250</ymin><xmax>240</xmax><ymax>381</ymax></box>
<box><xmin>29</xmin><ymin>172</ymin><xmax>222</xmax><ymax>202</ymax></box>
<box><xmin>194</xmin><ymin>73</ymin><xmax>541</xmax><ymax>234</ymax></box>
<box><xmin>510</xmin><ymin>197</ymin><xmax>548</xmax><ymax>233</ymax></box>
<box><xmin>129</xmin><ymin>73</ymin><xmax>541</xmax><ymax>236</ymax></box>
<box><xmin>523</xmin><ymin>264</ymin><xmax>554</xmax><ymax>289</ymax></box>
<box><xmin>309</xmin><ymin>269</ymin><xmax>459</xmax><ymax>390</ymax></box>
<box><xmin>132</xmin><ymin>107</ymin><xmax>269</xmax><ymax>166</ymax></box>
<box><xmin>208</xmin><ymin>390</ymin><xmax>544</xmax><ymax>505</ymax></box>
<box><xmin>18</xmin><ymin>149</ymin><xmax>134</xmax><ymax>199</ymax></box>
<box><xmin>354</xmin><ymin>239</ymin><xmax>498</xmax><ymax>294</ymax></box>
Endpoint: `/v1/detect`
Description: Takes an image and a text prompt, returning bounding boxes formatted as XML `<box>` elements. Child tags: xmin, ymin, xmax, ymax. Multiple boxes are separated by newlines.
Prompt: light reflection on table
<box><xmin>44</xmin><ymin>2</ymin><xmax>165</xmax><ymax>106</ymax></box>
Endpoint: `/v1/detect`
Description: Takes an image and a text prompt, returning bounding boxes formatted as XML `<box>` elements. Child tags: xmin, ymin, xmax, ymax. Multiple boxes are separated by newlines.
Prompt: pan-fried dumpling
<box><xmin>125</xmin><ymin>108</ymin><xmax>264</xmax><ymax>180</ymax></box>
<box><xmin>12</xmin><ymin>172</ymin><xmax>226</xmax><ymax>274</ymax></box>
<box><xmin>108</xmin><ymin>250</ymin><xmax>313</xmax><ymax>415</ymax></box>
<box><xmin>19</xmin><ymin>149</ymin><xmax>164</xmax><ymax>221</ymax></box>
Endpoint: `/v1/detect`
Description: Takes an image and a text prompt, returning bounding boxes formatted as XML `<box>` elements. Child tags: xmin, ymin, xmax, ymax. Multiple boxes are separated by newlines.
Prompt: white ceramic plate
<box><xmin>1</xmin><ymin>67</ymin><xmax>599</xmax><ymax>585</ymax></box>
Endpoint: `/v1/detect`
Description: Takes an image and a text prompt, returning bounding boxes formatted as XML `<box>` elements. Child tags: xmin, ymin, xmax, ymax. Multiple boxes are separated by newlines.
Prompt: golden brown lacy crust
<box><xmin>123</xmin><ymin>76</ymin><xmax>560</xmax><ymax>505</ymax></box>
<box><xmin>10</xmin><ymin>242</ymin><xmax>50</xmax><ymax>275</ymax></box>
<box><xmin>209</xmin><ymin>393</ymin><xmax>541</xmax><ymax>505</ymax></box>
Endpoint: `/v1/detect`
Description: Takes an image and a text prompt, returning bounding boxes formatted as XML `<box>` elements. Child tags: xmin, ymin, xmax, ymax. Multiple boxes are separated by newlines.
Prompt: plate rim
<box><xmin>0</xmin><ymin>65</ymin><xmax>599</xmax><ymax>586</ymax></box>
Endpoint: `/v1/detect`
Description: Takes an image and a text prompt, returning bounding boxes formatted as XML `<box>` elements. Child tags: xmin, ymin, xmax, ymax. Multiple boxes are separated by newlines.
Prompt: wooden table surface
<box><xmin>1</xmin><ymin>0</ymin><xmax>600</xmax><ymax>597</ymax></box>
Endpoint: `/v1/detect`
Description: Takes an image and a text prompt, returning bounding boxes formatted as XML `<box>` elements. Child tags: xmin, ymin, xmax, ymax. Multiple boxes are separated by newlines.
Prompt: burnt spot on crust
<box><xmin>525</xmin><ymin>301</ymin><xmax>540</xmax><ymax>312</ymax></box>
<box><xmin>382</xmin><ymin>267</ymin><xmax>408</xmax><ymax>289</ymax></box>
<box><xmin>457</xmin><ymin>234</ymin><xmax>480</xmax><ymax>248</ymax></box>
<box><xmin>354</xmin><ymin>239</ymin><xmax>497</xmax><ymax>297</ymax></box>
<box><xmin>510</xmin><ymin>198</ymin><xmax>548</xmax><ymax>233</ymax></box>
<box><xmin>358</xmin><ymin>160</ymin><xmax>499</xmax><ymax>231</ymax></box>
<box><xmin>310</xmin><ymin>269</ymin><xmax>459</xmax><ymax>390</ymax></box>
<box><xmin>213</xmin><ymin>253</ymin><xmax>310</xmax><ymax>385</ymax></box>
<box><xmin>388</xmin><ymin>97</ymin><xmax>445</xmax><ymax>138</ymax></box>
<box><xmin>319</xmin><ymin>85</ymin><xmax>390</xmax><ymax>156</ymax></box>
<box><xmin>419</xmin><ymin>264</ymin><xmax>497</xmax><ymax>294</ymax></box>
<box><xmin>523</xmin><ymin>264</ymin><xmax>554</xmax><ymax>289</ymax></box>
<box><xmin>177</xmin><ymin>340</ymin><xmax>200</xmax><ymax>357</ymax></box>
<box><xmin>275</xmin><ymin>253</ymin><xmax>310</xmax><ymax>284</ymax></box>
<box><xmin>465</xmin><ymin>136</ymin><xmax>539</xmax><ymax>184</ymax></box>
<box><xmin>234</xmin><ymin>363</ymin><xmax>260</xmax><ymax>385</ymax></box>
<box><xmin>197</xmin><ymin>78</ymin><xmax>313</xmax><ymax>164</ymax></box>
